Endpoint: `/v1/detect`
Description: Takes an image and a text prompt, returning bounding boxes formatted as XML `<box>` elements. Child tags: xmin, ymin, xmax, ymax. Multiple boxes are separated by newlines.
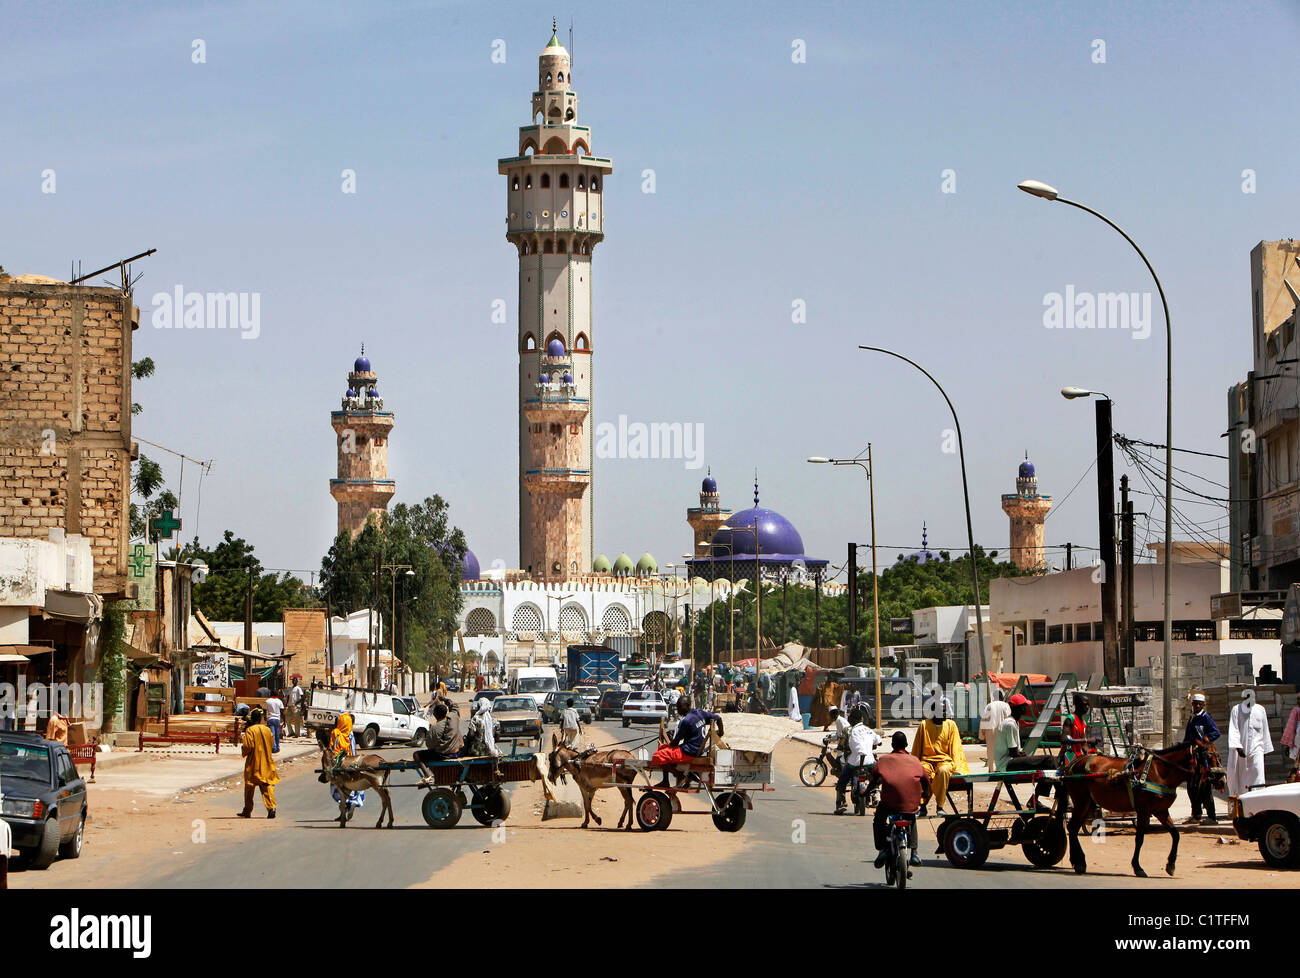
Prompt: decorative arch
<box><xmin>521</xmin><ymin>332</ymin><xmax>537</xmax><ymax>352</ymax></box>
<box><xmin>543</xmin><ymin>239</ymin><xmax>554</xmax><ymax>254</ymax></box>
<box><xmin>572</xmin><ymin>138</ymin><xmax>591</xmax><ymax>155</ymax></box>
<box><xmin>511</xmin><ymin>603</ymin><xmax>543</xmax><ymax>634</ymax></box>
<box><xmin>545</xmin><ymin>330</ymin><xmax>566</xmax><ymax>350</ymax></box>
<box><xmin>520</xmin><ymin>138</ymin><xmax>538</xmax><ymax>155</ymax></box>
<box><xmin>465</xmin><ymin>607</ymin><xmax>496</xmax><ymax>636</ymax></box>
<box><xmin>511</xmin><ymin>175</ymin><xmax>519</xmax><ymax>191</ymax></box>
<box><xmin>601</xmin><ymin>604</ymin><xmax>631</xmax><ymax>633</ymax></box>
<box><xmin>540</xmin><ymin>173</ymin><xmax>551</xmax><ymax>188</ymax></box>
<box><xmin>590</xmin><ymin>176</ymin><xmax>599</xmax><ymax>191</ymax></box>
<box><xmin>574</xmin><ymin>332</ymin><xmax>589</xmax><ymax>351</ymax></box>
<box><xmin>557</xmin><ymin>240</ymin><xmax>567</xmax><ymax>254</ymax></box>
<box><xmin>565</xmin><ymin>107</ymin><xmax>575</xmax><ymax>122</ymax></box>
<box><xmin>577</xmin><ymin>174</ymin><xmax>585</xmax><ymax>190</ymax></box>
<box><xmin>543</xmin><ymin>137</ymin><xmax>567</xmax><ymax>155</ymax></box>
<box><xmin>559</xmin><ymin>173</ymin><xmax>570</xmax><ymax>189</ymax></box>
<box><xmin>557</xmin><ymin>603</ymin><xmax>587</xmax><ymax>633</ymax></box>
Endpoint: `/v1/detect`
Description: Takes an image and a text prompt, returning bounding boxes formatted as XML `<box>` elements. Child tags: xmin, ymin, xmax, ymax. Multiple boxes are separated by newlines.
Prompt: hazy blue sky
<box><xmin>5</xmin><ymin>0</ymin><xmax>1298</xmax><ymax>581</ymax></box>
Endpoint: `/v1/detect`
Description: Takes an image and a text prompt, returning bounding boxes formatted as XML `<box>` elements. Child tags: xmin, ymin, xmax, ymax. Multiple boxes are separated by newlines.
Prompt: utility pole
<box><xmin>814</xmin><ymin>571</ymin><xmax>822</xmax><ymax>651</ymax></box>
<box><xmin>847</xmin><ymin>541</ymin><xmax>858</xmax><ymax>657</ymax></box>
<box><xmin>1121</xmin><ymin>475</ymin><xmax>1136</xmax><ymax>671</ymax></box>
<box><xmin>1065</xmin><ymin>542</ymin><xmax>1073</xmax><ymax>570</ymax></box>
<box><xmin>1096</xmin><ymin>397</ymin><xmax>1120</xmax><ymax>682</ymax></box>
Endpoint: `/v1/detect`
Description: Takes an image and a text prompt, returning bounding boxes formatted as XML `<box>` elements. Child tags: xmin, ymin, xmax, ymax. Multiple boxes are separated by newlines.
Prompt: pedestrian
<box><xmin>238</xmin><ymin>708</ymin><xmax>279</xmax><ymax>819</ymax></box>
<box><xmin>326</xmin><ymin>712</ymin><xmax>365</xmax><ymax>812</ymax></box>
<box><xmin>911</xmin><ymin>700</ymin><xmax>969</xmax><ymax>814</ymax></box>
<box><xmin>264</xmin><ymin>690</ymin><xmax>284</xmax><ymax>752</ymax></box>
<box><xmin>787</xmin><ymin>684</ymin><xmax>802</xmax><ymax>724</ymax></box>
<box><xmin>981</xmin><ymin>696</ymin><xmax>1011</xmax><ymax>772</ymax></box>
<box><xmin>1227</xmin><ymin>689</ymin><xmax>1274</xmax><ymax>795</ymax></box>
<box><xmin>471</xmin><ymin>697</ymin><xmax>499</xmax><ymax>756</ymax></box>
<box><xmin>256</xmin><ymin>679</ymin><xmax>272</xmax><ymax>698</ymax></box>
<box><xmin>560</xmin><ymin>697</ymin><xmax>583</xmax><ymax>748</ymax></box>
<box><xmin>1282</xmin><ymin>702</ymin><xmax>1300</xmax><ymax>779</ymax></box>
<box><xmin>287</xmin><ymin>679</ymin><xmax>305</xmax><ymax>738</ymax></box>
<box><xmin>1181</xmin><ymin>692</ymin><xmax>1221</xmax><ymax>824</ymax></box>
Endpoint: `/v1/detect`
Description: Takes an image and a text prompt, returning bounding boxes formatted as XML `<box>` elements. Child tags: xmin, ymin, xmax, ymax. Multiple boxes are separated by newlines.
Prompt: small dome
<box><xmin>635</xmin><ymin>553</ymin><xmax>657</xmax><ymax>574</ymax></box>
<box><xmin>592</xmin><ymin>554</ymin><xmax>612</xmax><ymax>573</ymax></box>
<box><xmin>539</xmin><ymin>373</ymin><xmax>550</xmax><ymax>384</ymax></box>
<box><xmin>1019</xmin><ymin>459</ymin><xmax>1036</xmax><ymax>479</ymax></box>
<box><xmin>367</xmin><ymin>387</ymin><xmax>378</xmax><ymax>398</ymax></box>
<box><xmin>354</xmin><ymin>355</ymin><xmax>371</xmax><ymax>373</ymax></box>
<box><xmin>612</xmin><ymin>553</ymin><xmax>634</xmax><ymax>575</ymax></box>
<box><xmin>346</xmin><ymin>388</ymin><xmax>357</xmax><ymax>398</ymax></box>
<box><xmin>546</xmin><ymin>338</ymin><xmax>566</xmax><ymax>357</ymax></box>
<box><xmin>460</xmin><ymin>549</ymin><xmax>480</xmax><ymax>581</ymax></box>
<box><xmin>562</xmin><ymin>372</ymin><xmax>573</xmax><ymax>384</ymax></box>
<box><xmin>701</xmin><ymin>475</ymin><xmax>717</xmax><ymax>493</ymax></box>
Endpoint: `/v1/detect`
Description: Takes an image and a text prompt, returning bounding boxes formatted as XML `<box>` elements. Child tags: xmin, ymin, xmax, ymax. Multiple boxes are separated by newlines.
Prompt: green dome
<box><xmin>635</xmin><ymin>553</ymin><xmax>657</xmax><ymax>574</ymax></box>
<box><xmin>612</xmin><ymin>553</ymin><xmax>634</xmax><ymax>575</ymax></box>
<box><xmin>592</xmin><ymin>554</ymin><xmax>612</xmax><ymax>573</ymax></box>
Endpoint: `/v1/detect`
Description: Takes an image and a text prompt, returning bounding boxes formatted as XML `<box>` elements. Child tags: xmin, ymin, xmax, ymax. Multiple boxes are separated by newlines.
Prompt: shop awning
<box><xmin>43</xmin><ymin>589</ymin><xmax>103</xmax><ymax>624</ymax></box>
<box><xmin>0</xmin><ymin>645</ymin><xmax>53</xmax><ymax>663</ymax></box>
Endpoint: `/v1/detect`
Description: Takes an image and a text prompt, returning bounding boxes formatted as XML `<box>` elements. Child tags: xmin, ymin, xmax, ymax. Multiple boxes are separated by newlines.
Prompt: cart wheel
<box><xmin>711</xmin><ymin>791</ymin><xmax>747</xmax><ymax>832</ymax></box>
<box><xmin>471</xmin><ymin>787</ymin><xmax>512</xmax><ymax>826</ymax></box>
<box><xmin>798</xmin><ymin>758</ymin><xmax>828</xmax><ymax>788</ymax></box>
<box><xmin>635</xmin><ymin>791</ymin><xmax>674</xmax><ymax>831</ymax></box>
<box><xmin>1021</xmin><ymin>815</ymin><xmax>1067</xmax><ymax>868</ymax></box>
<box><xmin>942</xmin><ymin>817</ymin><xmax>989</xmax><ymax>869</ymax></box>
<box><xmin>421</xmin><ymin>787</ymin><xmax>463</xmax><ymax>829</ymax></box>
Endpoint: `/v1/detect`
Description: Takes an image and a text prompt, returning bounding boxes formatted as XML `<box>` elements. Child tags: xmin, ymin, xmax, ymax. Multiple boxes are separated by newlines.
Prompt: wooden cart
<box><xmin>933</xmin><ymin>769</ymin><xmax>1068</xmax><ymax>870</ymax></box>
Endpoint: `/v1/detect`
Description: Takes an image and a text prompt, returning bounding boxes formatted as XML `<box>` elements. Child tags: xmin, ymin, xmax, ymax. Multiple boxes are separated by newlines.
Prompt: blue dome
<box><xmin>539</xmin><ymin>373</ymin><xmax>550</xmax><ymax>384</ymax></box>
<box><xmin>354</xmin><ymin>355</ymin><xmax>371</xmax><ymax>373</ymax></box>
<box><xmin>346</xmin><ymin>388</ymin><xmax>357</xmax><ymax>398</ymax></box>
<box><xmin>460</xmin><ymin>549</ymin><xmax>480</xmax><ymax>581</ymax></box>
<box><xmin>701</xmin><ymin>475</ymin><xmax>717</xmax><ymax>493</ymax></box>
<box><xmin>562</xmin><ymin>372</ymin><xmax>573</xmax><ymax>384</ymax></box>
<box><xmin>1019</xmin><ymin>460</ymin><xmax>1036</xmax><ymax>479</ymax></box>
<box><xmin>547</xmin><ymin>338</ymin><xmax>566</xmax><ymax>357</ymax></box>
<box><xmin>711</xmin><ymin>507</ymin><xmax>805</xmax><ymax>558</ymax></box>
<box><xmin>367</xmin><ymin>387</ymin><xmax>378</xmax><ymax>398</ymax></box>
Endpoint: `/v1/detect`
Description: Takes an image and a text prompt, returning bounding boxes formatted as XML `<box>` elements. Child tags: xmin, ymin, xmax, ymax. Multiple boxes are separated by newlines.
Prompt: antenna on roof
<box><xmin>569</xmin><ymin>18</ymin><xmax>574</xmax><ymax>62</ymax></box>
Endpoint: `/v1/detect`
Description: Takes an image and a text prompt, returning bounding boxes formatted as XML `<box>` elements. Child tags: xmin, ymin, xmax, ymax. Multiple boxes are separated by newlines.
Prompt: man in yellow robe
<box><xmin>239</xmin><ymin>707</ymin><xmax>279</xmax><ymax>818</ymax></box>
<box><xmin>912</xmin><ymin>706</ymin><xmax>969</xmax><ymax>813</ymax></box>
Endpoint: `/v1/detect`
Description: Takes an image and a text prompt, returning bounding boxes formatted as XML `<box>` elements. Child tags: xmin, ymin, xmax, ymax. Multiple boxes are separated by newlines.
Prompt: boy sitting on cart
<box><xmin>414</xmin><ymin>701</ymin><xmax>463</xmax><ymax>780</ymax></box>
<box><xmin>650</xmin><ymin>697</ymin><xmax>725</xmax><ymax>788</ymax></box>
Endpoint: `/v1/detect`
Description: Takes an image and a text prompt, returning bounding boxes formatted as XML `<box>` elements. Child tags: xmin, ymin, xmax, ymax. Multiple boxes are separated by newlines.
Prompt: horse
<box><xmin>1063</xmin><ymin>739</ymin><xmax>1225</xmax><ymax>878</ymax></box>
<box><xmin>545</xmin><ymin>733</ymin><xmax>637</xmax><ymax>830</ymax></box>
<box><xmin>319</xmin><ymin>746</ymin><xmax>395</xmax><ymax>829</ymax></box>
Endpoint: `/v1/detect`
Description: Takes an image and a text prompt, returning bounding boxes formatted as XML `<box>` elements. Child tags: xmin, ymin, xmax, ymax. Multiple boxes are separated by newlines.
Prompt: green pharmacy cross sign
<box><xmin>128</xmin><ymin>543</ymin><xmax>155</xmax><ymax>579</ymax></box>
<box><xmin>149</xmin><ymin>509</ymin><xmax>181</xmax><ymax>540</ymax></box>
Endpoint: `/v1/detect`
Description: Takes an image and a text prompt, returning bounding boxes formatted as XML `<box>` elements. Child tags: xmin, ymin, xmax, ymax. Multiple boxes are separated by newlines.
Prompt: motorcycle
<box><xmin>799</xmin><ymin>735</ymin><xmax>844</xmax><ymax>787</ymax></box>
<box><xmin>882</xmin><ymin>812</ymin><xmax>914</xmax><ymax>890</ymax></box>
<box><xmin>852</xmin><ymin>765</ymin><xmax>879</xmax><ymax>816</ymax></box>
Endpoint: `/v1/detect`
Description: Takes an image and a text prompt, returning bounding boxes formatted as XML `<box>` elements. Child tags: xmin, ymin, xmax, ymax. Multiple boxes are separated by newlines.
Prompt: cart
<box><xmin>933</xmin><ymin>768</ymin><xmax>1068</xmax><ymax>870</ymax></box>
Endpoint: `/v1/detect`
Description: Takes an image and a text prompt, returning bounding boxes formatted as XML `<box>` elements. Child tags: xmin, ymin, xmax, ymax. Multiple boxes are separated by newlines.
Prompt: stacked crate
<box><xmin>1125</xmin><ymin>653</ymin><xmax>1255</xmax><ymax>747</ymax></box>
<box><xmin>1200</xmin><ymin>684</ymin><xmax>1298</xmax><ymax>785</ymax></box>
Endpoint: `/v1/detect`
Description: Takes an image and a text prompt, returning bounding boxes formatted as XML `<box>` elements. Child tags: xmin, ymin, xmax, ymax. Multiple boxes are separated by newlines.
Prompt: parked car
<box><xmin>307</xmin><ymin>687</ymin><xmax>430</xmax><ymax>749</ymax></box>
<box><xmin>490</xmin><ymin>696</ymin><xmax>544</xmax><ymax>746</ymax></box>
<box><xmin>597</xmin><ymin>689</ymin><xmax>632</xmax><ymax>720</ymax></box>
<box><xmin>0</xmin><ymin>731</ymin><xmax>87</xmax><ymax>869</ymax></box>
<box><xmin>574</xmin><ymin>685</ymin><xmax>602</xmax><ymax>709</ymax></box>
<box><xmin>622</xmin><ymin>690</ymin><xmax>669</xmax><ymax>728</ymax></box>
<box><xmin>1230</xmin><ymin>782</ymin><xmax>1300</xmax><ymax>868</ymax></box>
<box><xmin>540</xmin><ymin>691</ymin><xmax>594</xmax><ymax>725</ymax></box>
<box><xmin>443</xmin><ymin>678</ymin><xmax>462</xmax><ymax>693</ymax></box>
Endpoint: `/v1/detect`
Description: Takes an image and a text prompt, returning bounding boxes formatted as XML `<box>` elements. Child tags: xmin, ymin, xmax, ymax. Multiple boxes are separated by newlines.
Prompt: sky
<box><xmin>4</xmin><ymin>0</ymin><xmax>1298</xmax><ymax>583</ymax></box>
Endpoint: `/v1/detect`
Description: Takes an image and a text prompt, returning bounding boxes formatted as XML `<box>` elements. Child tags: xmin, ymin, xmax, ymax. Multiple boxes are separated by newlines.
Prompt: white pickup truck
<box><xmin>306</xmin><ymin>687</ymin><xmax>430</xmax><ymax>750</ymax></box>
<box><xmin>1230</xmin><ymin>781</ymin><xmax>1300</xmax><ymax>869</ymax></box>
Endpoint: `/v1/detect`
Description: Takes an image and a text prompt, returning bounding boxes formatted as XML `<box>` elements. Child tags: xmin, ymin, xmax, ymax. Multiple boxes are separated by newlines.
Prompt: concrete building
<box><xmin>500</xmin><ymin>26</ymin><xmax>613</xmax><ymax>578</ymax></box>
<box><xmin>330</xmin><ymin>348</ymin><xmax>395</xmax><ymax>536</ymax></box>
<box><xmin>1228</xmin><ymin>239</ymin><xmax>1300</xmax><ymax>593</ymax></box>
<box><xmin>987</xmin><ymin>555</ymin><xmax>1280</xmax><ymax>681</ymax></box>
<box><xmin>0</xmin><ymin>275</ymin><xmax>137</xmax><ymax>599</ymax></box>
<box><xmin>1001</xmin><ymin>457</ymin><xmax>1051</xmax><ymax>571</ymax></box>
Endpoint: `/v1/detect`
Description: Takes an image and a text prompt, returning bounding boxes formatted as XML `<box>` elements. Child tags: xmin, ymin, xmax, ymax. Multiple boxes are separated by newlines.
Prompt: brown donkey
<box><xmin>1064</xmin><ymin>740</ymin><xmax>1225</xmax><ymax>878</ymax></box>
<box><xmin>319</xmin><ymin>746</ymin><xmax>396</xmax><ymax>829</ymax></box>
<box><xmin>546</xmin><ymin>733</ymin><xmax>638</xmax><ymax>829</ymax></box>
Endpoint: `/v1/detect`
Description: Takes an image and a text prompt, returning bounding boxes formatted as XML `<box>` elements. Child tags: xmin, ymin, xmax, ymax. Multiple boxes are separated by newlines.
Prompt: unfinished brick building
<box><xmin>0</xmin><ymin>276</ymin><xmax>137</xmax><ymax>599</ymax></box>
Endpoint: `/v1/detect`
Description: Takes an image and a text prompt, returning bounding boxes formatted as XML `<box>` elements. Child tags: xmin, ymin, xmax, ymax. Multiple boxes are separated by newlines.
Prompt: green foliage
<box><xmin>98</xmin><ymin>601</ymin><xmax>129</xmax><ymax>730</ymax></box>
<box><xmin>319</xmin><ymin>497</ymin><xmax>465</xmax><ymax>674</ymax></box>
<box><xmin>688</xmin><ymin>546</ymin><xmax>1031</xmax><ymax>663</ymax></box>
<box><xmin>177</xmin><ymin>531</ymin><xmax>311</xmax><ymax>621</ymax></box>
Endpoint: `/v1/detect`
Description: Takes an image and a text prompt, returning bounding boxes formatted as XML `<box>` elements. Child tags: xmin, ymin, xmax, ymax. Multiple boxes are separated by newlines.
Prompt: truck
<box><xmin>566</xmin><ymin>644</ymin><xmax>621</xmax><ymax>687</ymax></box>
<box><xmin>655</xmin><ymin>658</ymin><xmax>691</xmax><ymax>689</ymax></box>
<box><xmin>305</xmin><ymin>685</ymin><xmax>430</xmax><ymax>749</ymax></box>
<box><xmin>507</xmin><ymin>665</ymin><xmax>560</xmax><ymax>708</ymax></box>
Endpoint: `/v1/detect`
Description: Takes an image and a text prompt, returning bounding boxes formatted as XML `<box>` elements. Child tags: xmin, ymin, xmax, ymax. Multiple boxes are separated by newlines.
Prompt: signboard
<box><xmin>1210</xmin><ymin>592</ymin><xmax>1242</xmax><ymax>621</ymax></box>
<box><xmin>193</xmin><ymin>652</ymin><xmax>229</xmax><ymax>687</ymax></box>
<box><xmin>890</xmin><ymin>618</ymin><xmax>914</xmax><ymax>635</ymax></box>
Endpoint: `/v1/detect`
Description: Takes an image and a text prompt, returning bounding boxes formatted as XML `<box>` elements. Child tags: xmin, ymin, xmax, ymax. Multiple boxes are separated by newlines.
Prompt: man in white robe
<box><xmin>1227</xmin><ymin>690</ymin><xmax>1274</xmax><ymax>795</ymax></box>
<box><xmin>981</xmin><ymin>698</ymin><xmax>1012</xmax><ymax>772</ymax></box>
<box><xmin>788</xmin><ymin>684</ymin><xmax>802</xmax><ymax>723</ymax></box>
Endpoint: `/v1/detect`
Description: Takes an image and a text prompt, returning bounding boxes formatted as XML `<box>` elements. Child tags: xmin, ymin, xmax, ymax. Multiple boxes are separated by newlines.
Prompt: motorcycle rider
<box><xmin>835</xmin><ymin>706</ymin><xmax>883</xmax><ymax>815</ymax></box>
<box><xmin>871</xmin><ymin>731</ymin><xmax>928</xmax><ymax>868</ymax></box>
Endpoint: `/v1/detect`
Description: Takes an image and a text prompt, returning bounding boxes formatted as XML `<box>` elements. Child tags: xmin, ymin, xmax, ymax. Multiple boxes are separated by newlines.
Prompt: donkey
<box><xmin>319</xmin><ymin>746</ymin><xmax>395</xmax><ymax>829</ymax></box>
<box><xmin>546</xmin><ymin>733</ymin><xmax>637</xmax><ymax>830</ymax></box>
<box><xmin>1064</xmin><ymin>739</ymin><xmax>1225</xmax><ymax>878</ymax></box>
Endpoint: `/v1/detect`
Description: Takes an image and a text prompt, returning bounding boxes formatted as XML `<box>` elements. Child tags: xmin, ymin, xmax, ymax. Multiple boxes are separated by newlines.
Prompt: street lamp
<box><xmin>381</xmin><ymin>563</ymin><xmax>414</xmax><ymax>693</ymax></box>
<box><xmin>1022</xmin><ymin>179</ymin><xmax>1174</xmax><ymax>743</ymax></box>
<box><xmin>859</xmin><ymin>346</ymin><xmax>989</xmax><ymax>679</ymax></box>
<box><xmin>809</xmin><ymin>446</ymin><xmax>883</xmax><ymax>729</ymax></box>
<box><xmin>544</xmin><ymin>592</ymin><xmax>574</xmax><ymax>668</ymax></box>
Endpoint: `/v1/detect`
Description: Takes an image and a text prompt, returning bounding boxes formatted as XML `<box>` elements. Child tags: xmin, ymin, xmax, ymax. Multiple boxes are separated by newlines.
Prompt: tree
<box><xmin>128</xmin><ymin>356</ymin><xmax>180</xmax><ymax>540</ymax></box>
<box><xmin>178</xmin><ymin>531</ymin><xmax>310</xmax><ymax>621</ymax></box>
<box><xmin>319</xmin><ymin>497</ymin><xmax>465</xmax><ymax>677</ymax></box>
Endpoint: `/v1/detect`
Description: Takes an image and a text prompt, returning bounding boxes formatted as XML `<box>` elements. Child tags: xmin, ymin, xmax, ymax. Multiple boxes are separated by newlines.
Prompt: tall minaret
<box><xmin>687</xmin><ymin>469</ymin><xmax>732</xmax><ymax>556</ymax></box>
<box><xmin>330</xmin><ymin>347</ymin><xmax>395</xmax><ymax>536</ymax></box>
<box><xmin>1001</xmin><ymin>455</ymin><xmax>1051</xmax><ymax>570</ymax></box>
<box><xmin>500</xmin><ymin>23</ymin><xmax>613</xmax><ymax>578</ymax></box>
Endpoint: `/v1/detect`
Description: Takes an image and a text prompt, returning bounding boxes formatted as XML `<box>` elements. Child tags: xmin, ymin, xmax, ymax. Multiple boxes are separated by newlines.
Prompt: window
<box><xmin>559</xmin><ymin>173</ymin><xmax>569</xmax><ymax>188</ymax></box>
<box><xmin>557</xmin><ymin>72</ymin><xmax>564</xmax><ymax>82</ymax></box>
<box><xmin>466</xmin><ymin>607</ymin><xmax>496</xmax><ymax>635</ymax></box>
<box><xmin>565</xmin><ymin>108</ymin><xmax>575</xmax><ymax>122</ymax></box>
<box><xmin>545</xmin><ymin>72</ymin><xmax>552</xmax><ymax>84</ymax></box>
<box><xmin>1030</xmin><ymin>620</ymin><xmax>1046</xmax><ymax>644</ymax></box>
<box><xmin>522</xmin><ymin>333</ymin><xmax>536</xmax><ymax>351</ymax></box>
<box><xmin>590</xmin><ymin>177</ymin><xmax>599</xmax><ymax>191</ymax></box>
<box><xmin>512</xmin><ymin>604</ymin><xmax>543</xmax><ymax>633</ymax></box>
<box><xmin>541</xmin><ymin>173</ymin><xmax>550</xmax><ymax>188</ymax></box>
<box><xmin>511</xmin><ymin>176</ymin><xmax>519</xmax><ymax>191</ymax></box>
<box><xmin>577</xmin><ymin>175</ymin><xmax>585</xmax><ymax>190</ymax></box>
<box><xmin>543</xmin><ymin>239</ymin><xmax>553</xmax><ymax>253</ymax></box>
<box><xmin>574</xmin><ymin>333</ymin><xmax>589</xmax><ymax>350</ymax></box>
<box><xmin>1047</xmin><ymin>624</ymin><xmax>1064</xmax><ymax>644</ymax></box>
<box><xmin>391</xmin><ymin>698</ymin><xmax>410</xmax><ymax>716</ymax></box>
<box><xmin>525</xmin><ymin>175</ymin><xmax>532</xmax><ymax>189</ymax></box>
<box><xmin>557</xmin><ymin>240</ymin><xmax>567</xmax><ymax>254</ymax></box>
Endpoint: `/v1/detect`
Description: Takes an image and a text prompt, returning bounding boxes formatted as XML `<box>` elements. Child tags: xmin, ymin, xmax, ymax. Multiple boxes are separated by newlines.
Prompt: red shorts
<box><xmin>650</xmin><ymin>746</ymin><xmax>688</xmax><ymax>767</ymax></box>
